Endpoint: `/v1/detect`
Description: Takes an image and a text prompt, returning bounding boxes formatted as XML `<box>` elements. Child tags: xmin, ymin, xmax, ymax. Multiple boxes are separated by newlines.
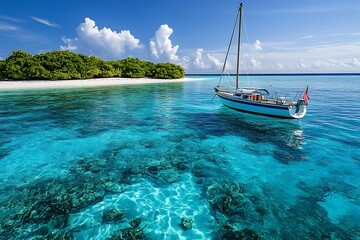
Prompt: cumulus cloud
<box><xmin>180</xmin><ymin>56</ymin><xmax>191</xmax><ymax>70</ymax></box>
<box><xmin>207</xmin><ymin>54</ymin><xmax>223</xmax><ymax>69</ymax></box>
<box><xmin>61</xmin><ymin>18</ymin><xmax>142</xmax><ymax>59</ymax></box>
<box><xmin>61</xmin><ymin>37</ymin><xmax>77</xmax><ymax>51</ymax></box>
<box><xmin>31</xmin><ymin>16</ymin><xmax>60</xmax><ymax>28</ymax></box>
<box><xmin>150</xmin><ymin>24</ymin><xmax>179</xmax><ymax>61</ymax></box>
<box><xmin>194</xmin><ymin>48</ymin><xmax>209</xmax><ymax>69</ymax></box>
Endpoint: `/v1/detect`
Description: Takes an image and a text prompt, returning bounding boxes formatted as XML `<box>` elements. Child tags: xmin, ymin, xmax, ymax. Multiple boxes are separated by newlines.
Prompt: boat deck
<box><xmin>217</xmin><ymin>90</ymin><xmax>290</xmax><ymax>106</ymax></box>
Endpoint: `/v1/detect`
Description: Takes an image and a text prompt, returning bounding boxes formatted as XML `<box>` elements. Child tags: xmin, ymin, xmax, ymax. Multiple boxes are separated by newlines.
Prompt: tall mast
<box><xmin>235</xmin><ymin>3</ymin><xmax>243</xmax><ymax>90</ymax></box>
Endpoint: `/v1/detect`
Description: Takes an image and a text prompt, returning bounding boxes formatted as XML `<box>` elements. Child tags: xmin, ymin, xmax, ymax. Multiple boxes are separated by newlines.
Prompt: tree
<box><xmin>78</xmin><ymin>55</ymin><xmax>101</xmax><ymax>79</ymax></box>
<box><xmin>0</xmin><ymin>60</ymin><xmax>5</xmax><ymax>80</ymax></box>
<box><xmin>36</xmin><ymin>50</ymin><xmax>84</xmax><ymax>80</ymax></box>
<box><xmin>26</xmin><ymin>57</ymin><xmax>47</xmax><ymax>80</ymax></box>
<box><xmin>109</xmin><ymin>60</ymin><xmax>122</xmax><ymax>77</ymax></box>
<box><xmin>95</xmin><ymin>61</ymin><xmax>116</xmax><ymax>78</ymax></box>
<box><xmin>3</xmin><ymin>50</ymin><xmax>33</xmax><ymax>80</ymax></box>
<box><xmin>149</xmin><ymin>63</ymin><xmax>185</xmax><ymax>79</ymax></box>
<box><xmin>143</xmin><ymin>61</ymin><xmax>155</xmax><ymax>77</ymax></box>
<box><xmin>120</xmin><ymin>58</ymin><xmax>146</xmax><ymax>78</ymax></box>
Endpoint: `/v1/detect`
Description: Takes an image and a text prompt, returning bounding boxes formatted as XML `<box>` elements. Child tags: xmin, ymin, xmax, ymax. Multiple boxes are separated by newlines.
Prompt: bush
<box><xmin>149</xmin><ymin>63</ymin><xmax>185</xmax><ymax>79</ymax></box>
<box><xmin>0</xmin><ymin>60</ymin><xmax>5</xmax><ymax>80</ymax></box>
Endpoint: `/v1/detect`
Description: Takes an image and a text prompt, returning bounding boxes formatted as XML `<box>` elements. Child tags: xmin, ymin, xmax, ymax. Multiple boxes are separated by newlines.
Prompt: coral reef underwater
<box><xmin>1</xmin><ymin>140</ymin><xmax>358</xmax><ymax>239</ymax></box>
<box><xmin>1</xmin><ymin>84</ymin><xmax>359</xmax><ymax>239</ymax></box>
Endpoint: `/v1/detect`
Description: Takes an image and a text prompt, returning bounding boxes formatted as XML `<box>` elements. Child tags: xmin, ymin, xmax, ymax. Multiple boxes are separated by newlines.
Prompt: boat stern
<box><xmin>289</xmin><ymin>100</ymin><xmax>307</xmax><ymax>119</ymax></box>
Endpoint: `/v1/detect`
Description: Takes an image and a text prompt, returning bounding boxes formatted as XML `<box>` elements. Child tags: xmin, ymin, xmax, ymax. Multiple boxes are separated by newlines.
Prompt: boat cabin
<box><xmin>234</xmin><ymin>92</ymin><xmax>261</xmax><ymax>101</ymax></box>
<box><xmin>233</xmin><ymin>88</ymin><xmax>269</xmax><ymax>102</ymax></box>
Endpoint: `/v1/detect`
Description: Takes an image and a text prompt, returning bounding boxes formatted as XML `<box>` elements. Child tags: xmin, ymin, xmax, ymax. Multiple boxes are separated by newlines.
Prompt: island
<box><xmin>0</xmin><ymin>50</ymin><xmax>185</xmax><ymax>80</ymax></box>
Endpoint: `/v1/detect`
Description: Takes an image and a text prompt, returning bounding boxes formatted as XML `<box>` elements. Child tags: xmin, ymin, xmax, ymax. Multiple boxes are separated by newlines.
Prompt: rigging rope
<box><xmin>218</xmin><ymin>8</ymin><xmax>240</xmax><ymax>86</ymax></box>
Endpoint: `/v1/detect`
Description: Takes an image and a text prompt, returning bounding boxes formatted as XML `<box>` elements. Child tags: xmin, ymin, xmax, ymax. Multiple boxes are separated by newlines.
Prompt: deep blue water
<box><xmin>0</xmin><ymin>75</ymin><xmax>359</xmax><ymax>239</ymax></box>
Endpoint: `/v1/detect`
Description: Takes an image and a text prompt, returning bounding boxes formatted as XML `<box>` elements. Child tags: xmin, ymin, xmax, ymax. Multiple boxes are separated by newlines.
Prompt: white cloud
<box><xmin>249</xmin><ymin>57</ymin><xmax>261</xmax><ymax>69</ymax></box>
<box><xmin>0</xmin><ymin>16</ymin><xmax>23</xmax><ymax>23</ymax></box>
<box><xmin>237</xmin><ymin>36</ymin><xmax>360</xmax><ymax>73</ymax></box>
<box><xmin>243</xmin><ymin>40</ymin><xmax>263</xmax><ymax>52</ymax></box>
<box><xmin>299</xmin><ymin>35</ymin><xmax>314</xmax><ymax>40</ymax></box>
<box><xmin>31</xmin><ymin>16</ymin><xmax>60</xmax><ymax>28</ymax></box>
<box><xmin>0</xmin><ymin>22</ymin><xmax>19</xmax><ymax>31</ymax></box>
<box><xmin>199</xmin><ymin>35</ymin><xmax>360</xmax><ymax>73</ymax></box>
<box><xmin>254</xmin><ymin>40</ymin><xmax>262</xmax><ymax>51</ymax></box>
<box><xmin>61</xmin><ymin>37</ymin><xmax>77</xmax><ymax>51</ymax></box>
<box><xmin>298</xmin><ymin>62</ymin><xmax>306</xmax><ymax>68</ymax></box>
<box><xmin>149</xmin><ymin>24</ymin><xmax>179</xmax><ymax>61</ymax></box>
<box><xmin>181</xmin><ymin>56</ymin><xmax>191</xmax><ymax>70</ymax></box>
<box><xmin>194</xmin><ymin>48</ymin><xmax>209</xmax><ymax>69</ymax></box>
<box><xmin>349</xmin><ymin>58</ymin><xmax>360</xmax><ymax>67</ymax></box>
<box><xmin>207</xmin><ymin>54</ymin><xmax>223</xmax><ymax>69</ymax></box>
<box><xmin>61</xmin><ymin>18</ymin><xmax>142</xmax><ymax>59</ymax></box>
<box><xmin>312</xmin><ymin>59</ymin><xmax>337</xmax><ymax>69</ymax></box>
<box><xmin>328</xmin><ymin>32</ymin><xmax>360</xmax><ymax>37</ymax></box>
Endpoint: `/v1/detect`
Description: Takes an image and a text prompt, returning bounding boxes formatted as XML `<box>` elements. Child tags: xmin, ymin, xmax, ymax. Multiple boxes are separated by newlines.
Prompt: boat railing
<box><xmin>288</xmin><ymin>91</ymin><xmax>305</xmax><ymax>106</ymax></box>
<box><xmin>273</xmin><ymin>91</ymin><xmax>304</xmax><ymax>106</ymax></box>
<box><xmin>272</xmin><ymin>91</ymin><xmax>290</xmax><ymax>104</ymax></box>
<box><xmin>294</xmin><ymin>91</ymin><xmax>305</xmax><ymax>100</ymax></box>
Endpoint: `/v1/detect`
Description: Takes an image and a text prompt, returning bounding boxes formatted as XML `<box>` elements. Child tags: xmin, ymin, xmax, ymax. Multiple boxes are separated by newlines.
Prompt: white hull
<box><xmin>217</xmin><ymin>92</ymin><xmax>306</xmax><ymax>119</ymax></box>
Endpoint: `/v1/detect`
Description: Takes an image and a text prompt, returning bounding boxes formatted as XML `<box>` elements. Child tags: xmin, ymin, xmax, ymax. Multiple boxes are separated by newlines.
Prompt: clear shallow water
<box><xmin>0</xmin><ymin>75</ymin><xmax>359</xmax><ymax>239</ymax></box>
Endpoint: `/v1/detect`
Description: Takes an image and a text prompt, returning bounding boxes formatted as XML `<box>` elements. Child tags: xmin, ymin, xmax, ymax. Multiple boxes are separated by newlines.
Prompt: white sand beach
<box><xmin>0</xmin><ymin>77</ymin><xmax>207</xmax><ymax>91</ymax></box>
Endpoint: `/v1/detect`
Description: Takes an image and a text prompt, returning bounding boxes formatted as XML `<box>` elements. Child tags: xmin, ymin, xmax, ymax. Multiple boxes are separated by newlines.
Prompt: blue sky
<box><xmin>1</xmin><ymin>0</ymin><xmax>360</xmax><ymax>73</ymax></box>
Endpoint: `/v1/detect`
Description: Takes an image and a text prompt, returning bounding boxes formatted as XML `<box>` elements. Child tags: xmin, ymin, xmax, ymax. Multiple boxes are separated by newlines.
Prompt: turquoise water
<box><xmin>0</xmin><ymin>75</ymin><xmax>359</xmax><ymax>239</ymax></box>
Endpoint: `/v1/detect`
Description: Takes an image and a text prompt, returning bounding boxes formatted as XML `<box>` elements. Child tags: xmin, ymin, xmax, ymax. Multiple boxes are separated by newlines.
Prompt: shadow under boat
<box><xmin>186</xmin><ymin>108</ymin><xmax>306</xmax><ymax>164</ymax></box>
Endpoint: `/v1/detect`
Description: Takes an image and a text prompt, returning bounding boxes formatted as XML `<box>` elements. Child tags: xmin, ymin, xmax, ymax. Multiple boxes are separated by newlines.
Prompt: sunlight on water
<box><xmin>0</xmin><ymin>75</ymin><xmax>359</xmax><ymax>239</ymax></box>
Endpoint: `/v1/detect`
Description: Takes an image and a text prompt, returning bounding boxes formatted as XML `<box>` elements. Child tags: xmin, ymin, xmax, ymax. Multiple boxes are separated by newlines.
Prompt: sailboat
<box><xmin>214</xmin><ymin>3</ymin><xmax>309</xmax><ymax>119</ymax></box>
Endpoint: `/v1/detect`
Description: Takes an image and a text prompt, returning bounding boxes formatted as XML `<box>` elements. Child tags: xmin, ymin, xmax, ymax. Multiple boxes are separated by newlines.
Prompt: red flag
<box><xmin>303</xmin><ymin>86</ymin><xmax>309</xmax><ymax>105</ymax></box>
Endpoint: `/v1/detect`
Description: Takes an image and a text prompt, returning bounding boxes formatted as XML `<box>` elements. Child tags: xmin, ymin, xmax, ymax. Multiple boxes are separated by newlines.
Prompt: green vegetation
<box><xmin>0</xmin><ymin>50</ymin><xmax>185</xmax><ymax>80</ymax></box>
